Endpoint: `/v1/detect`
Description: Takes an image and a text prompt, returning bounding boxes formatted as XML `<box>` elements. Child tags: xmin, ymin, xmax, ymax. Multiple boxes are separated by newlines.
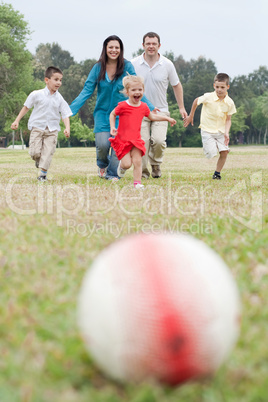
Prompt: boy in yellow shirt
<box><xmin>184</xmin><ymin>73</ymin><xmax>236</xmax><ymax>179</ymax></box>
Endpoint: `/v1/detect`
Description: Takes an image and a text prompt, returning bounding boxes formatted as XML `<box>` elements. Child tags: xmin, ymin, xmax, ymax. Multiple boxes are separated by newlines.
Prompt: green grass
<box><xmin>0</xmin><ymin>146</ymin><xmax>268</xmax><ymax>402</ymax></box>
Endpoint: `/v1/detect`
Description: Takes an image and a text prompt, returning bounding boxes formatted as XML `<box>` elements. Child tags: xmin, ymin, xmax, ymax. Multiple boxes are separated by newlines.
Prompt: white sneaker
<box><xmin>134</xmin><ymin>183</ymin><xmax>144</xmax><ymax>190</ymax></box>
<box><xmin>98</xmin><ymin>167</ymin><xmax>107</xmax><ymax>178</ymax></box>
<box><xmin>37</xmin><ymin>175</ymin><xmax>47</xmax><ymax>182</ymax></box>
<box><xmin>117</xmin><ymin>161</ymin><xmax>126</xmax><ymax>178</ymax></box>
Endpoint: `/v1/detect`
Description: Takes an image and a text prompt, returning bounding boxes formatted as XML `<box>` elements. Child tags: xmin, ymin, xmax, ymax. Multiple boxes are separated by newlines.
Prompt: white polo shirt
<box><xmin>131</xmin><ymin>53</ymin><xmax>180</xmax><ymax>112</ymax></box>
<box><xmin>24</xmin><ymin>86</ymin><xmax>72</xmax><ymax>132</ymax></box>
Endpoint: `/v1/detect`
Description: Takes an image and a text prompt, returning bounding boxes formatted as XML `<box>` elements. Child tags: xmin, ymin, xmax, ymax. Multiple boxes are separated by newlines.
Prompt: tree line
<box><xmin>1</xmin><ymin>3</ymin><xmax>267</xmax><ymax>148</ymax></box>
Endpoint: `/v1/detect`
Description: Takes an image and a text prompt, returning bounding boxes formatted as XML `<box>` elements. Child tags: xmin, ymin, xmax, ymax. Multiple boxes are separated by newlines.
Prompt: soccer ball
<box><xmin>77</xmin><ymin>233</ymin><xmax>240</xmax><ymax>385</ymax></box>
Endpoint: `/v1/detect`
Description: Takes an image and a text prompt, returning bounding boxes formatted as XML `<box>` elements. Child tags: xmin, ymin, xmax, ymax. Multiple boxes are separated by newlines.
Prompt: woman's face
<box><xmin>106</xmin><ymin>40</ymin><xmax>121</xmax><ymax>61</ymax></box>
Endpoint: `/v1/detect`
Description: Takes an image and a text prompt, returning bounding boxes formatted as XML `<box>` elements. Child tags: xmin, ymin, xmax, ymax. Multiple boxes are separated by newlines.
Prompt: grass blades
<box><xmin>0</xmin><ymin>146</ymin><xmax>267</xmax><ymax>402</ymax></box>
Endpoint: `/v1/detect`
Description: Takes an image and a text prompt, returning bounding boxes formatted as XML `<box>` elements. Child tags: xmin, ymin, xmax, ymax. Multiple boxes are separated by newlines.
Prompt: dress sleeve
<box><xmin>70</xmin><ymin>63</ymin><xmax>99</xmax><ymax>115</ymax></box>
<box><xmin>114</xmin><ymin>102</ymin><xmax>123</xmax><ymax>116</ymax></box>
<box><xmin>144</xmin><ymin>104</ymin><xmax>151</xmax><ymax>117</ymax></box>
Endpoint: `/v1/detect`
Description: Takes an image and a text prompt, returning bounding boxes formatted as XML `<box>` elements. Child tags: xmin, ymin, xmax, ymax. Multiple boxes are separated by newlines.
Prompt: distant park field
<box><xmin>0</xmin><ymin>146</ymin><xmax>267</xmax><ymax>402</ymax></box>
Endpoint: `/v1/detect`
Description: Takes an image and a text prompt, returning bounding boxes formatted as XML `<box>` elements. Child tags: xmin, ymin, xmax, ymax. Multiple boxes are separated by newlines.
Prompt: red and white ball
<box><xmin>77</xmin><ymin>233</ymin><xmax>240</xmax><ymax>385</ymax></box>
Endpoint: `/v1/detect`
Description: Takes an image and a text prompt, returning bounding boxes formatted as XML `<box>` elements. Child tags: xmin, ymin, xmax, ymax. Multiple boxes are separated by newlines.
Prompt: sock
<box><xmin>214</xmin><ymin>171</ymin><xmax>221</xmax><ymax>176</ymax></box>
<box><xmin>40</xmin><ymin>169</ymin><xmax>47</xmax><ymax>177</ymax></box>
<box><xmin>134</xmin><ymin>181</ymin><xmax>141</xmax><ymax>187</ymax></box>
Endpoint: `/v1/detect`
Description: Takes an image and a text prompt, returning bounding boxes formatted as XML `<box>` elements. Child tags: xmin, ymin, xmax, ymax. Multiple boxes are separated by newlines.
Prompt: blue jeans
<box><xmin>95</xmin><ymin>131</ymin><xmax>119</xmax><ymax>179</ymax></box>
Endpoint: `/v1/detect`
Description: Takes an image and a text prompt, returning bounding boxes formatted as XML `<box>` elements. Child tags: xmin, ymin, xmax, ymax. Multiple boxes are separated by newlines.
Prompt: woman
<box><xmin>70</xmin><ymin>35</ymin><xmax>154</xmax><ymax>180</ymax></box>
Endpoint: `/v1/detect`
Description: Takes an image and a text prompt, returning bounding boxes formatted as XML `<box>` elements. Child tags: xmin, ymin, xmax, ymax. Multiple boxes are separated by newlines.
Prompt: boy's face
<box><xmin>213</xmin><ymin>80</ymin><xmax>229</xmax><ymax>100</ymax></box>
<box><xmin>45</xmin><ymin>73</ymin><xmax>63</xmax><ymax>94</ymax></box>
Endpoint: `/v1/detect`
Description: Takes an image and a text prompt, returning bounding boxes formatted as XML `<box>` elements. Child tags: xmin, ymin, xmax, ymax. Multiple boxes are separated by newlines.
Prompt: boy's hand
<box><xmin>110</xmin><ymin>127</ymin><xmax>117</xmax><ymax>136</ymax></box>
<box><xmin>11</xmin><ymin>121</ymin><xmax>19</xmax><ymax>130</ymax></box>
<box><xmin>183</xmin><ymin>116</ymin><xmax>193</xmax><ymax>128</ymax></box>
<box><xmin>224</xmin><ymin>134</ymin><xmax>229</xmax><ymax>146</ymax></box>
<box><xmin>169</xmin><ymin>118</ymin><xmax>177</xmax><ymax>127</ymax></box>
<box><xmin>64</xmin><ymin>129</ymin><xmax>70</xmax><ymax>138</ymax></box>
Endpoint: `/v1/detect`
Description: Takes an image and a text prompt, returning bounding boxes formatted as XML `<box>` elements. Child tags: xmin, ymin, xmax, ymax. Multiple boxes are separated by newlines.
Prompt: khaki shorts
<box><xmin>29</xmin><ymin>127</ymin><xmax>58</xmax><ymax>170</ymax></box>
<box><xmin>201</xmin><ymin>130</ymin><xmax>229</xmax><ymax>159</ymax></box>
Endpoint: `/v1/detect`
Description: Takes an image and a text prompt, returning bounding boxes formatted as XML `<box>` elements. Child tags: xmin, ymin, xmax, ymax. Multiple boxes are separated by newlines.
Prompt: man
<box><xmin>131</xmin><ymin>32</ymin><xmax>187</xmax><ymax>178</ymax></box>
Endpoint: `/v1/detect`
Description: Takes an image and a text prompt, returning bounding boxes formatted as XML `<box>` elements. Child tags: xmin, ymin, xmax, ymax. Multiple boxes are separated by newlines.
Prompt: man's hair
<box><xmin>122</xmin><ymin>75</ymin><xmax>144</xmax><ymax>96</ymax></box>
<box><xmin>143</xmin><ymin>32</ymin><xmax>160</xmax><ymax>45</ymax></box>
<box><xmin>45</xmin><ymin>66</ymin><xmax>63</xmax><ymax>78</ymax></box>
<box><xmin>214</xmin><ymin>73</ymin><xmax>230</xmax><ymax>85</ymax></box>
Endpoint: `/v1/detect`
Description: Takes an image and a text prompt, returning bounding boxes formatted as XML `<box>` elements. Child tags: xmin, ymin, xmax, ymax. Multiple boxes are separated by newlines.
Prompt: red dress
<box><xmin>109</xmin><ymin>101</ymin><xmax>150</xmax><ymax>160</ymax></box>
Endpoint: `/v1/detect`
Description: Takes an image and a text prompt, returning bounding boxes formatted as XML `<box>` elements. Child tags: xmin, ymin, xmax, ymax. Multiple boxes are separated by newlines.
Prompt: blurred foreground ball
<box><xmin>77</xmin><ymin>233</ymin><xmax>240</xmax><ymax>385</ymax></box>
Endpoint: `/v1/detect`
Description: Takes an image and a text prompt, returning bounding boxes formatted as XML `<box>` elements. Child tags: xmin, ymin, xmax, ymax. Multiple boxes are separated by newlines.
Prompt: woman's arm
<box><xmin>70</xmin><ymin>64</ymin><xmax>99</xmax><ymax>116</ymax></box>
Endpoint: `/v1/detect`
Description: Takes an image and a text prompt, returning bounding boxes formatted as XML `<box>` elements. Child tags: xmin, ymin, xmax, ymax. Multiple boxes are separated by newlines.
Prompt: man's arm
<box><xmin>172</xmin><ymin>83</ymin><xmax>187</xmax><ymax>119</ymax></box>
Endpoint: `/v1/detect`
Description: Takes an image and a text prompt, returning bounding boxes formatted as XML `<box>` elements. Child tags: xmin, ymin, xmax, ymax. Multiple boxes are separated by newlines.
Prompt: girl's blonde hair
<box><xmin>122</xmin><ymin>75</ymin><xmax>144</xmax><ymax>96</ymax></box>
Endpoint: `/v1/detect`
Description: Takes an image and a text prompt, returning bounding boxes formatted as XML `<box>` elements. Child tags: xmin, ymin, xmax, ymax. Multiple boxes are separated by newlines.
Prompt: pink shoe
<box><xmin>134</xmin><ymin>183</ymin><xmax>144</xmax><ymax>190</ymax></box>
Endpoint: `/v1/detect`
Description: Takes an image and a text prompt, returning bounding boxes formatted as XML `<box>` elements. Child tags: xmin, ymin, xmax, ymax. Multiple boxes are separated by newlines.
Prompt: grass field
<box><xmin>0</xmin><ymin>146</ymin><xmax>267</xmax><ymax>402</ymax></box>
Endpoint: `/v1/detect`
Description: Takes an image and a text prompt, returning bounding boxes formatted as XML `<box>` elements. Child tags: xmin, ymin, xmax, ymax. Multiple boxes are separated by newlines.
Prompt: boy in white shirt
<box><xmin>184</xmin><ymin>73</ymin><xmax>236</xmax><ymax>180</ymax></box>
<box><xmin>11</xmin><ymin>66</ymin><xmax>72</xmax><ymax>182</ymax></box>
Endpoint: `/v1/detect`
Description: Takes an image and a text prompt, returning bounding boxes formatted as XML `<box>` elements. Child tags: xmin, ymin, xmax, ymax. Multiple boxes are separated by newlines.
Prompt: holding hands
<box><xmin>183</xmin><ymin>115</ymin><xmax>194</xmax><ymax>128</ymax></box>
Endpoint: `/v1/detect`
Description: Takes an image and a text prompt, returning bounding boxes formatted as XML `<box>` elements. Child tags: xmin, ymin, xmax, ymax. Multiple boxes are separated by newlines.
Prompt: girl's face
<box><xmin>106</xmin><ymin>40</ymin><xmax>121</xmax><ymax>61</ymax></box>
<box><xmin>127</xmin><ymin>81</ymin><xmax>144</xmax><ymax>105</ymax></box>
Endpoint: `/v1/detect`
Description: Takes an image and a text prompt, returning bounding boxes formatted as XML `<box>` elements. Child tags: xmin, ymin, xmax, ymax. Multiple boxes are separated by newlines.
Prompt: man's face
<box><xmin>143</xmin><ymin>36</ymin><xmax>161</xmax><ymax>57</ymax></box>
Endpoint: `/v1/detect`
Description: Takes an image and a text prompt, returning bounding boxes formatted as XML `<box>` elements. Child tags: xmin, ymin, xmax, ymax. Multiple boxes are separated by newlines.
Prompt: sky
<box><xmin>4</xmin><ymin>0</ymin><xmax>268</xmax><ymax>79</ymax></box>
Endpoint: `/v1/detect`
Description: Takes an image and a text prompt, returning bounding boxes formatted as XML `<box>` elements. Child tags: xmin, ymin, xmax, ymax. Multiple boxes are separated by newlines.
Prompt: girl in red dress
<box><xmin>109</xmin><ymin>76</ymin><xmax>176</xmax><ymax>189</ymax></box>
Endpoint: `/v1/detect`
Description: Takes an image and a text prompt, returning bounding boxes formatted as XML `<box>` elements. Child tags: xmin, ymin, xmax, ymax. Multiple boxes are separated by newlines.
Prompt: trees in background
<box><xmin>167</xmin><ymin>55</ymin><xmax>218</xmax><ymax>147</ymax></box>
<box><xmin>1</xmin><ymin>2</ymin><xmax>267</xmax><ymax>147</ymax></box>
<box><xmin>0</xmin><ymin>3</ymin><xmax>34</xmax><ymax>134</ymax></box>
<box><xmin>251</xmin><ymin>92</ymin><xmax>268</xmax><ymax>145</ymax></box>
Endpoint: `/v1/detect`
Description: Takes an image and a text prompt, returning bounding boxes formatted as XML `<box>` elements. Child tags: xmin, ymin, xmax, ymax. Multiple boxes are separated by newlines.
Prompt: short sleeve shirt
<box><xmin>197</xmin><ymin>91</ymin><xmax>236</xmax><ymax>134</ymax></box>
<box><xmin>24</xmin><ymin>87</ymin><xmax>72</xmax><ymax>132</ymax></box>
<box><xmin>131</xmin><ymin>53</ymin><xmax>180</xmax><ymax>112</ymax></box>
